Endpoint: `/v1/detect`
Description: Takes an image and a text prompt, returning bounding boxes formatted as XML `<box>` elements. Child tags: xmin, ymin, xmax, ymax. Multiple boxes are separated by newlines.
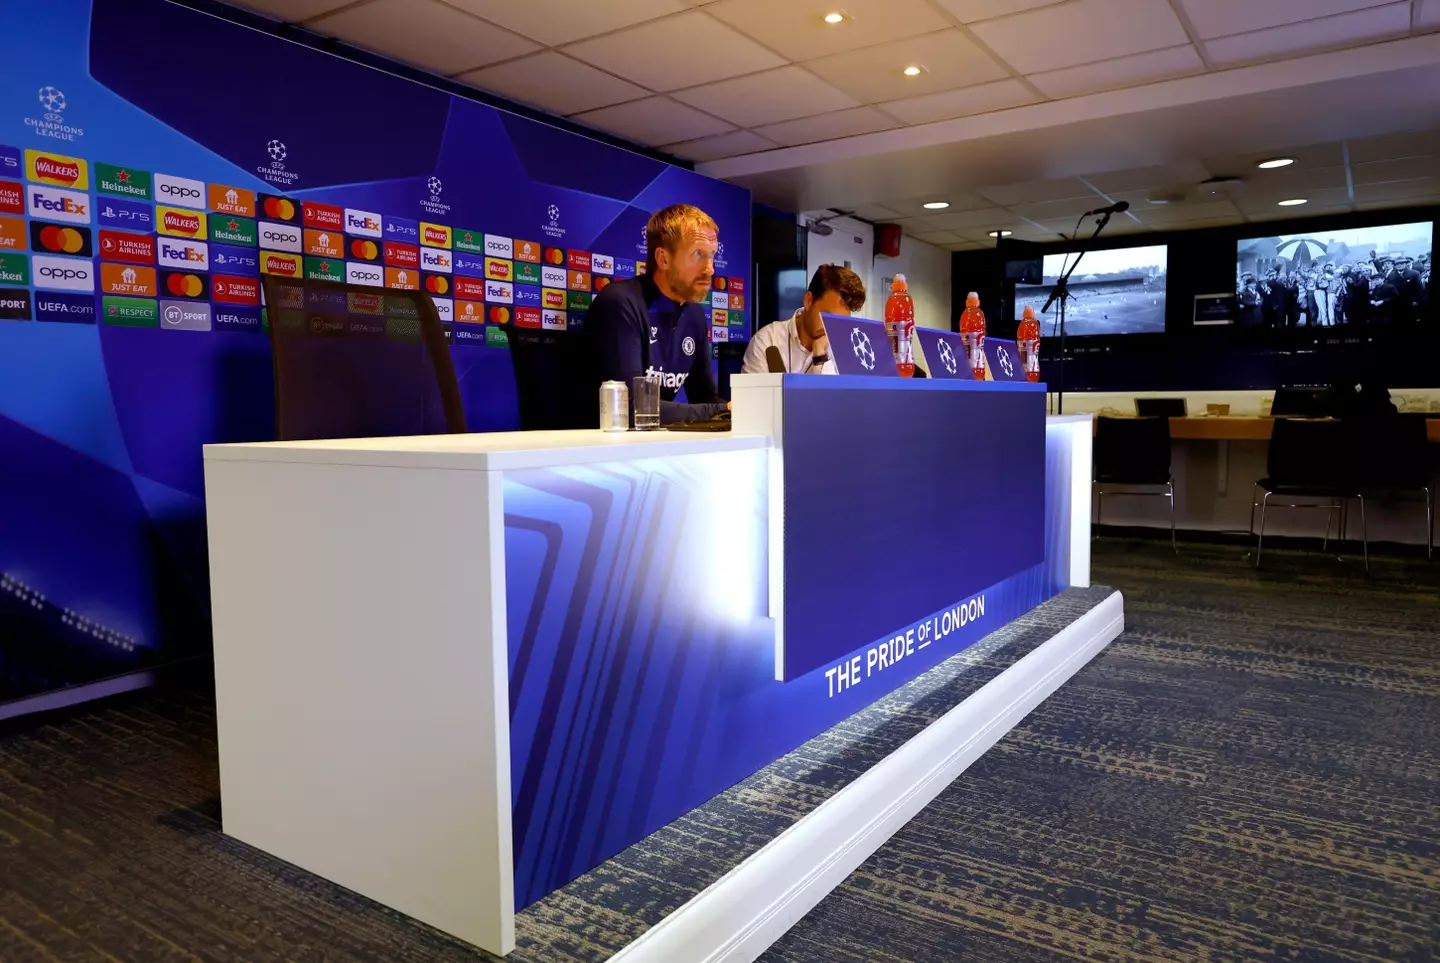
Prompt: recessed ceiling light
<box><xmin>902</xmin><ymin>65</ymin><xmax>925</xmax><ymax>76</ymax></box>
<box><xmin>823</xmin><ymin>11</ymin><xmax>847</xmax><ymax>24</ymax></box>
<box><xmin>922</xmin><ymin>201</ymin><xmax>949</xmax><ymax>210</ymax></box>
<box><xmin>1257</xmin><ymin>158</ymin><xmax>1294</xmax><ymax>169</ymax></box>
<box><xmin>989</xmin><ymin>230</ymin><xmax>1013</xmax><ymax>237</ymax></box>
<box><xmin>1277</xmin><ymin>198</ymin><xmax>1307</xmax><ymax>206</ymax></box>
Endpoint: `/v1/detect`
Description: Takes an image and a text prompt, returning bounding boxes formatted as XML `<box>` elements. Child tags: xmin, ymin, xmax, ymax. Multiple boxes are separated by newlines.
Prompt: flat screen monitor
<box><xmin>1236</xmin><ymin>221</ymin><xmax>1433</xmax><ymax>327</ymax></box>
<box><xmin>1018</xmin><ymin>244</ymin><xmax>1168</xmax><ymax>336</ymax></box>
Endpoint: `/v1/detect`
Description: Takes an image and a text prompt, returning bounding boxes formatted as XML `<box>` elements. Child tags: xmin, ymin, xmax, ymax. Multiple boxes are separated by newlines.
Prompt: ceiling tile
<box><xmin>803</xmin><ymin>29</ymin><xmax>1010</xmax><ymax>103</ymax></box>
<box><xmin>1176</xmin><ymin>0</ymin><xmax>1398</xmax><ymax>40</ymax></box>
<box><xmin>1130</xmin><ymin>199</ymin><xmax>1241</xmax><ymax>222</ymax></box>
<box><xmin>1010</xmin><ymin>195</ymin><xmax>1112</xmax><ymax>220</ymax></box>
<box><xmin>978</xmin><ymin>178</ymin><xmax>1096</xmax><ymax>206</ymax></box>
<box><xmin>879</xmin><ymin>79</ymin><xmax>1038</xmax><ymax>125</ymax></box>
<box><xmin>915</xmin><ymin>207</ymin><xmax>1020</xmax><ymax>230</ymax></box>
<box><xmin>751</xmin><ymin>106</ymin><xmax>900</xmax><ymax>146</ymax></box>
<box><xmin>1351</xmin><ymin>177</ymin><xmax>1440</xmax><ymax>204</ymax></box>
<box><xmin>309</xmin><ymin>0</ymin><xmax>539</xmax><ymax>75</ymax></box>
<box><xmin>443</xmin><ymin>0</ymin><xmax>688</xmax><ymax>46</ymax></box>
<box><xmin>229</xmin><ymin>0</ymin><xmax>355</xmax><ymax>21</ymax></box>
<box><xmin>564</xmin><ymin>11</ymin><xmax>787</xmax><ymax>90</ymax></box>
<box><xmin>1027</xmin><ymin>44</ymin><xmax>1204</xmax><ymax>98</ymax></box>
<box><xmin>673</xmin><ymin>67</ymin><xmax>859</xmax><ymax>127</ymax></box>
<box><xmin>1346</xmin><ymin>129</ymin><xmax>1440</xmax><ymax>164</ymax></box>
<box><xmin>1232</xmin><ymin>186</ymin><xmax>1353</xmax><ymax>212</ymax></box>
<box><xmin>571</xmin><ymin>96</ymin><xmax>734</xmax><ymax>145</ymax></box>
<box><xmin>934</xmin><ymin>0</ymin><xmax>1068</xmax><ymax>21</ymax></box>
<box><xmin>456</xmin><ymin>52</ymin><xmax>648</xmax><ymax>115</ymax></box>
<box><xmin>1246</xmin><ymin>203</ymin><xmax>1353</xmax><ymax>221</ymax></box>
<box><xmin>849</xmin><ymin>202</ymin><xmax>907</xmax><ymax>220</ymax></box>
<box><xmin>970</xmin><ymin>0</ymin><xmax>1189</xmax><ymax>73</ymax></box>
<box><xmin>662</xmin><ymin>129</ymin><xmax>777</xmax><ymax>161</ymax></box>
<box><xmin>884</xmin><ymin>194</ymin><xmax>996</xmax><ymax>216</ymax></box>
<box><xmin>914</xmin><ymin>230</ymin><xmax>966</xmax><ymax>244</ymax></box>
<box><xmin>1201</xmin><ymin>142</ymin><xmax>1346</xmax><ymax>177</ymax></box>
<box><xmin>1083</xmin><ymin>163</ymin><xmax>1213</xmax><ymax>194</ymax></box>
<box><xmin>1204</xmin><ymin>3</ymin><xmax>1412</xmax><ymax>66</ymax></box>
<box><xmin>705</xmin><ymin>0</ymin><xmax>952</xmax><ymax>61</ymax></box>
<box><xmin>1421</xmin><ymin>0</ymin><xmax>1440</xmax><ymax>27</ymax></box>
<box><xmin>1345</xmin><ymin>155</ymin><xmax>1437</xmax><ymax>184</ymax></box>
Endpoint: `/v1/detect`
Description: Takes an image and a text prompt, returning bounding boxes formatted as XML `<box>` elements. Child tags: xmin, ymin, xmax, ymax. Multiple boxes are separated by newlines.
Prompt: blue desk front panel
<box><xmin>780</xmin><ymin>376</ymin><xmax>1047</xmax><ymax>680</ymax></box>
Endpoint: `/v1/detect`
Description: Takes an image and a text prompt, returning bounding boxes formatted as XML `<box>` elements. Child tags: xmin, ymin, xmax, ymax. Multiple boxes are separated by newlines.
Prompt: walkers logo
<box><xmin>29</xmin><ymin>220</ymin><xmax>92</xmax><ymax>256</ymax></box>
<box><xmin>300</xmin><ymin>201</ymin><xmax>342</xmax><ymax>231</ymax></box>
<box><xmin>514</xmin><ymin>285</ymin><xmax>540</xmax><ymax>307</ymax></box>
<box><xmin>712</xmin><ymin>308</ymin><xmax>729</xmax><ymax>326</ymax></box>
<box><xmin>214</xmin><ymin>306</ymin><xmax>262</xmax><ymax>332</ymax></box>
<box><xmin>484</xmin><ymin>257</ymin><xmax>512</xmax><ymax>282</ymax></box>
<box><xmin>541</xmin><ymin>309</ymin><xmax>565</xmax><ymax>332</ymax></box>
<box><xmin>420</xmin><ymin>222</ymin><xmax>451</xmax><ymax>248</ymax></box>
<box><xmin>484</xmin><ymin>235</ymin><xmax>513</xmax><ymax>259</ymax></box>
<box><xmin>542</xmin><ymin>288</ymin><xmax>566</xmax><ymax>310</ymax></box>
<box><xmin>485</xmin><ymin>281</ymin><xmax>513</xmax><ymax>304</ymax></box>
<box><xmin>102</xmin><ymin>295</ymin><xmax>158</xmax><ymax>327</ymax></box>
<box><xmin>615</xmin><ymin>258</ymin><xmax>637</xmax><ymax>279</ymax></box>
<box><xmin>33</xmin><ymin>254</ymin><xmax>93</xmax><ymax>292</ymax></box>
<box><xmin>453</xmin><ymin>276</ymin><xmax>486</xmax><ymax>300</ymax></box>
<box><xmin>96</xmin><ymin>198</ymin><xmax>152</xmax><ymax>232</ymax></box>
<box><xmin>514</xmin><ymin>239</ymin><xmax>541</xmax><ymax>263</ymax></box>
<box><xmin>0</xmin><ymin>179</ymin><xmax>23</xmax><ymax>216</ymax></box>
<box><xmin>456</xmin><ymin>299</ymin><xmax>484</xmax><ymax>324</ymax></box>
<box><xmin>542</xmin><ymin>202</ymin><xmax>564</xmax><ymax>240</ymax></box>
<box><xmin>208</xmin><ymin>184</ymin><xmax>255</xmax><ymax>216</ymax></box>
<box><xmin>384</xmin><ymin>241</ymin><xmax>419</xmax><ymax>269</ymax></box>
<box><xmin>568</xmin><ymin>270</ymin><xmax>591</xmax><ymax>292</ymax></box>
<box><xmin>154</xmin><ymin>173</ymin><xmax>205</xmax><ymax>209</ymax></box>
<box><xmin>160</xmin><ymin>299</ymin><xmax>212</xmax><ymax>331</ymax></box>
<box><xmin>453</xmin><ymin>229</ymin><xmax>484</xmax><ymax>255</ymax></box>
<box><xmin>347</xmin><ymin>292</ymin><xmax>385</xmax><ymax>316</ymax></box>
<box><xmin>348</xmin><ymin>237</ymin><xmax>380</xmax><ymax>262</ymax></box>
<box><xmin>431</xmin><ymin>297</ymin><xmax>453</xmax><ymax>322</ymax></box>
<box><xmin>304</xmin><ymin>257</ymin><xmax>343</xmax><ymax>283</ymax></box>
<box><xmin>384</xmin><ymin>215</ymin><xmax>418</xmax><ymax>242</ymax></box>
<box><xmin>514</xmin><ymin>263</ymin><xmax>541</xmax><ymax>285</ymax></box>
<box><xmin>101</xmin><ymin>262</ymin><xmax>157</xmax><ymax>296</ymax></box>
<box><xmin>591</xmin><ymin>254</ymin><xmax>614</xmax><ymax>275</ymax></box>
<box><xmin>0</xmin><ymin>216</ymin><xmax>26</xmax><ymax>250</ymax></box>
<box><xmin>35</xmin><ymin>292</ymin><xmax>96</xmax><ymax>324</ymax></box>
<box><xmin>343</xmin><ymin>208</ymin><xmax>382</xmax><ymax>238</ymax></box>
<box><xmin>567</xmin><ymin>291</ymin><xmax>592</xmax><ymax>311</ymax></box>
<box><xmin>27</xmin><ymin>185</ymin><xmax>89</xmax><ymax>224</ymax></box>
<box><xmin>211</xmin><ymin>244</ymin><xmax>259</xmax><ymax>275</ymax></box>
<box><xmin>259</xmin><ymin>251</ymin><xmax>302</xmax><ymax>277</ymax></box>
<box><xmin>421</xmin><ymin>176</ymin><xmax>449</xmax><ymax>217</ymax></box>
<box><xmin>0</xmin><ymin>289</ymin><xmax>31</xmax><ymax>320</ymax></box>
<box><xmin>156</xmin><ymin>205</ymin><xmax>207</xmax><ymax>239</ymax></box>
<box><xmin>541</xmin><ymin>264</ymin><xmax>566</xmax><ymax>288</ymax></box>
<box><xmin>0</xmin><ymin>253</ymin><xmax>31</xmax><ymax>286</ymax></box>
<box><xmin>420</xmin><ymin>247</ymin><xmax>452</xmax><ymax>273</ymax></box>
<box><xmin>566</xmin><ymin>250</ymin><xmax>591</xmax><ymax>272</ymax></box>
<box><xmin>26</xmin><ymin>85</ymin><xmax>84</xmax><ymax>143</ymax></box>
<box><xmin>258</xmin><ymin>222</ymin><xmax>301</xmax><ymax>253</ymax></box>
<box><xmin>93</xmin><ymin>162</ymin><xmax>152</xmax><ymax>200</ymax></box>
<box><xmin>161</xmin><ymin>270</ymin><xmax>210</xmax><ymax>299</ymax></box>
<box><xmin>543</xmin><ymin>246</ymin><xmax>565</xmax><ymax>266</ymax></box>
<box><xmin>346</xmin><ymin>261</ymin><xmax>383</xmax><ymax>287</ymax></box>
<box><xmin>303</xmin><ymin>229</ymin><xmax>343</xmax><ymax>258</ymax></box>
<box><xmin>25</xmin><ymin>150</ymin><xmax>88</xmax><ymax>189</ymax></box>
<box><xmin>259</xmin><ymin>193</ymin><xmax>298</xmax><ymax>222</ymax></box>
<box><xmin>384</xmin><ymin>266</ymin><xmax>417</xmax><ymax>290</ymax></box>
<box><xmin>454</xmin><ymin>252</ymin><xmax>486</xmax><ymax>278</ymax></box>
<box><xmin>158</xmin><ymin>238</ymin><xmax>210</xmax><ymax>271</ymax></box>
<box><xmin>423</xmin><ymin>274</ymin><xmax>450</xmax><ymax>296</ymax></box>
<box><xmin>212</xmin><ymin>275</ymin><xmax>260</xmax><ymax>306</ymax></box>
<box><xmin>211</xmin><ymin>215</ymin><xmax>257</xmax><ymax>246</ymax></box>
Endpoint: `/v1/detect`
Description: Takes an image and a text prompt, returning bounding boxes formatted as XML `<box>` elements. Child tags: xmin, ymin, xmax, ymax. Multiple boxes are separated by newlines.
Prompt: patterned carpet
<box><xmin>0</xmin><ymin>539</ymin><xmax>1436</xmax><ymax>962</ymax></box>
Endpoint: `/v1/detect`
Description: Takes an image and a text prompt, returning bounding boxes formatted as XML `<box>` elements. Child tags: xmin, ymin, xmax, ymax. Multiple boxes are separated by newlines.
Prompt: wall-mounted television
<box><xmin>1018</xmin><ymin>244</ymin><xmax>1168</xmax><ymax>336</ymax></box>
<box><xmin>1236</xmin><ymin>221</ymin><xmax>1433</xmax><ymax>327</ymax></box>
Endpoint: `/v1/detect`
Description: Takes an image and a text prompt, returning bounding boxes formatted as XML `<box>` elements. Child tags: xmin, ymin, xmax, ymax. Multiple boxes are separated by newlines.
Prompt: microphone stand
<box><xmin>1041</xmin><ymin>210</ymin><xmax>1119</xmax><ymax>414</ymax></box>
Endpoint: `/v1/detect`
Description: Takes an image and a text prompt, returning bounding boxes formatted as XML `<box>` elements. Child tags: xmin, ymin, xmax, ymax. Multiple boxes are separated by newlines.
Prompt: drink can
<box><xmin>599</xmin><ymin>380</ymin><xmax>628</xmax><ymax>432</ymax></box>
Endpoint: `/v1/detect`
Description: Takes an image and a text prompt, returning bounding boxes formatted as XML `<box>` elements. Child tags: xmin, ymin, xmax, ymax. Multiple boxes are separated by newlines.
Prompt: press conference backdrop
<box><xmin>0</xmin><ymin>0</ymin><xmax>752</xmax><ymax>709</ymax></box>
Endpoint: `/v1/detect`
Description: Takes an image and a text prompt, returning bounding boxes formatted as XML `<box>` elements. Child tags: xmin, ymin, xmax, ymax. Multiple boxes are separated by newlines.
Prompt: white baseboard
<box><xmin>608</xmin><ymin>591</ymin><xmax>1125</xmax><ymax>963</ymax></box>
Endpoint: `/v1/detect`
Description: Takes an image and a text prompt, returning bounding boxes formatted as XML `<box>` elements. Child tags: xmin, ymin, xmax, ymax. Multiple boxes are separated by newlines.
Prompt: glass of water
<box><xmin>631</xmin><ymin>375</ymin><xmax>660</xmax><ymax>430</ymax></box>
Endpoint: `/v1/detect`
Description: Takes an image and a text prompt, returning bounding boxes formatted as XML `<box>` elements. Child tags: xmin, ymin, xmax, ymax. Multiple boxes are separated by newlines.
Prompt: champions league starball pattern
<box><xmin>850</xmin><ymin>325</ymin><xmax>876</xmax><ymax>370</ymax></box>
<box><xmin>937</xmin><ymin>338</ymin><xmax>957</xmax><ymax>375</ymax></box>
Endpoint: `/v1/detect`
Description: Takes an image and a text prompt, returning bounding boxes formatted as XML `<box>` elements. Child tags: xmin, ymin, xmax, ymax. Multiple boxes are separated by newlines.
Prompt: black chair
<box><xmin>1353</xmin><ymin>416</ymin><xmax>1433</xmax><ymax>560</ymax></box>
<box><xmin>1251</xmin><ymin>418</ymin><xmax>1366</xmax><ymax>572</ymax></box>
<box><xmin>1134</xmin><ymin>397</ymin><xmax>1186</xmax><ymax>418</ymax></box>
<box><xmin>262</xmin><ymin>276</ymin><xmax>466</xmax><ymax>441</ymax></box>
<box><xmin>504</xmin><ymin>324</ymin><xmax>598</xmax><ymax>431</ymax></box>
<box><xmin>1094</xmin><ymin>416</ymin><xmax>1176</xmax><ymax>552</ymax></box>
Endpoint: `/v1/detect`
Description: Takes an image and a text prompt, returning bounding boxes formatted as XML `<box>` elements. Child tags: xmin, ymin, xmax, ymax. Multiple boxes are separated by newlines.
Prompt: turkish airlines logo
<box><xmin>212</xmin><ymin>275</ymin><xmax>260</xmax><ymax>305</ymax></box>
<box><xmin>303</xmin><ymin>202</ymin><xmax>344</xmax><ymax>230</ymax></box>
<box><xmin>258</xmin><ymin>222</ymin><xmax>301</xmax><ymax>252</ymax></box>
<box><xmin>99</xmin><ymin>230</ymin><xmax>155</xmax><ymax>264</ymax></box>
<box><xmin>567</xmin><ymin>250</ymin><xmax>591</xmax><ymax>271</ymax></box>
<box><xmin>384</xmin><ymin>241</ymin><xmax>419</xmax><ymax>269</ymax></box>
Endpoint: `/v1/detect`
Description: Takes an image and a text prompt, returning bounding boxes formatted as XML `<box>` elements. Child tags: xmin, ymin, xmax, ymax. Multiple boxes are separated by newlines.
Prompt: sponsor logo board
<box><xmin>100</xmin><ymin>262</ymin><xmax>157</xmax><ymax>297</ymax></box>
<box><xmin>157</xmin><ymin>237</ymin><xmax>210</xmax><ymax>271</ymax></box>
<box><xmin>33</xmin><ymin>253</ymin><xmax>93</xmax><ymax>291</ymax></box>
<box><xmin>102</xmin><ymin>295</ymin><xmax>157</xmax><ymax>326</ymax></box>
<box><xmin>208</xmin><ymin>184</ymin><xmax>255</xmax><ymax>216</ymax></box>
<box><xmin>27</xmin><ymin>185</ymin><xmax>89</xmax><ymax>223</ymax></box>
<box><xmin>346</xmin><ymin>261</ymin><xmax>383</xmax><ymax>287</ymax></box>
<box><xmin>210</xmin><ymin>243</ymin><xmax>259</xmax><ymax>275</ymax></box>
<box><xmin>159</xmin><ymin>299</ymin><xmax>212</xmax><ymax>331</ymax></box>
<box><xmin>25</xmin><ymin>149</ymin><xmax>88</xmax><ymax>189</ymax></box>
<box><xmin>35</xmin><ymin>291</ymin><xmax>96</xmax><ymax>323</ymax></box>
<box><xmin>154</xmin><ymin>173</ymin><xmax>205</xmax><ymax>208</ymax></box>
<box><xmin>96</xmin><ymin>163</ymin><xmax>152</xmax><ymax>200</ymax></box>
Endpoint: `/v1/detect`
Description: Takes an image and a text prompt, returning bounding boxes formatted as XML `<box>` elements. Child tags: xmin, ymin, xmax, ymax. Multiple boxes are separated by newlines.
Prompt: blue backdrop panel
<box><xmin>0</xmin><ymin>0</ymin><xmax>751</xmax><ymax>708</ymax></box>
<box><xmin>779</xmin><ymin>377</ymin><xmax>1047</xmax><ymax>679</ymax></box>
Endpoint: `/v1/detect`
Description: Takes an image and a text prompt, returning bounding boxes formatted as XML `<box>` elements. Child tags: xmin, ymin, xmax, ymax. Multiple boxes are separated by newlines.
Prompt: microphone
<box><xmin>1083</xmin><ymin>200</ymin><xmax>1130</xmax><ymax>217</ymax></box>
<box><xmin>765</xmin><ymin>345</ymin><xmax>787</xmax><ymax>373</ymax></box>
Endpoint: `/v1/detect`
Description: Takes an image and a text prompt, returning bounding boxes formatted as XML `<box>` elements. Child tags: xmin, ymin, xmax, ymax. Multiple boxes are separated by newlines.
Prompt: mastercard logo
<box><xmin>544</xmin><ymin>247</ymin><xmax>565</xmax><ymax>265</ymax></box>
<box><xmin>714</xmin><ymin>277</ymin><xmax>728</xmax><ymax>291</ymax></box>
<box><xmin>37</xmin><ymin>224</ymin><xmax>87</xmax><ymax>253</ymax></box>
<box><xmin>424</xmin><ymin>276</ymin><xmax>450</xmax><ymax>295</ymax></box>
<box><xmin>594</xmin><ymin>276</ymin><xmax>611</xmax><ymax>292</ymax></box>
<box><xmin>350</xmin><ymin>238</ymin><xmax>379</xmax><ymax>260</ymax></box>
<box><xmin>166</xmin><ymin>273</ymin><xmax>205</xmax><ymax>297</ymax></box>
<box><xmin>489</xmin><ymin>306</ymin><xmax>511</xmax><ymax>324</ymax></box>
<box><xmin>262</xmin><ymin>196</ymin><xmax>296</xmax><ymax>221</ymax></box>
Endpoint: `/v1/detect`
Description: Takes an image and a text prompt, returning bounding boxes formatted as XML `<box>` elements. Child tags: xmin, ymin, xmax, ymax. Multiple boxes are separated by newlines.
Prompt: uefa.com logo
<box><xmin>28</xmin><ymin>86</ymin><xmax>84</xmax><ymax>142</ymax></box>
<box><xmin>420</xmin><ymin>175</ymin><xmax>450</xmax><ymax>217</ymax></box>
<box><xmin>259</xmin><ymin>138</ymin><xmax>298</xmax><ymax>188</ymax></box>
<box><xmin>542</xmin><ymin>203</ymin><xmax>565</xmax><ymax>241</ymax></box>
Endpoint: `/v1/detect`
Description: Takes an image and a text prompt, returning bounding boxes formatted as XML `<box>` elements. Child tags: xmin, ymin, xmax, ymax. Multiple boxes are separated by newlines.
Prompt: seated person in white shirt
<box><xmin>741</xmin><ymin>264</ymin><xmax>866</xmax><ymax>374</ymax></box>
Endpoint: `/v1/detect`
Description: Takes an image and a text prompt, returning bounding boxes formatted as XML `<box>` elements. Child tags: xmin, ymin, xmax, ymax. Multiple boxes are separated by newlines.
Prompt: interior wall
<box><xmin>802</xmin><ymin>214</ymin><xmax>874</xmax><ymax>308</ymax></box>
<box><xmin>876</xmin><ymin>236</ymin><xmax>953</xmax><ymax>333</ymax></box>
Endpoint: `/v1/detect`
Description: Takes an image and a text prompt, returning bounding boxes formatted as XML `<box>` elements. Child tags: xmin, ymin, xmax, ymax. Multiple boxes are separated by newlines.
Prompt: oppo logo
<box><xmin>160</xmin><ymin>183</ymin><xmax>201</xmax><ymax>199</ymax></box>
<box><xmin>40</xmin><ymin>265</ymin><xmax>89</xmax><ymax>280</ymax></box>
<box><xmin>263</xmin><ymin>229</ymin><xmax>297</xmax><ymax>242</ymax></box>
<box><xmin>353</xmin><ymin>268</ymin><xmax>380</xmax><ymax>280</ymax></box>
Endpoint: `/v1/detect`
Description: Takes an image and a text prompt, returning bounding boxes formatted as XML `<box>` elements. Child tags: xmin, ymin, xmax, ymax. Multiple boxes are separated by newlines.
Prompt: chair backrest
<box><xmin>1134</xmin><ymin>397</ymin><xmax>1187</xmax><ymax>418</ymax></box>
<box><xmin>1270</xmin><ymin>387</ymin><xmax>1327</xmax><ymax>417</ymax></box>
<box><xmin>1353</xmin><ymin>414</ymin><xmax>1429</xmax><ymax>487</ymax></box>
<box><xmin>1265</xmin><ymin>418</ymin><xmax>1355</xmax><ymax>488</ymax></box>
<box><xmin>504</xmin><ymin>324</ymin><xmax>599</xmax><ymax>431</ymax></box>
<box><xmin>1094</xmin><ymin>416</ymin><xmax>1172</xmax><ymax>484</ymax></box>
<box><xmin>263</xmin><ymin>276</ymin><xmax>466</xmax><ymax>441</ymax></box>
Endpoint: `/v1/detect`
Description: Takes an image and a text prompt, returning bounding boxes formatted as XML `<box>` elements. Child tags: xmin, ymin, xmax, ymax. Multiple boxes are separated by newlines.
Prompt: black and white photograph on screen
<box><xmin>1236</xmin><ymin>221</ymin><xmax>1432</xmax><ymax>327</ymax></box>
<box><xmin>1024</xmin><ymin>246</ymin><xmax>1168</xmax><ymax>336</ymax></box>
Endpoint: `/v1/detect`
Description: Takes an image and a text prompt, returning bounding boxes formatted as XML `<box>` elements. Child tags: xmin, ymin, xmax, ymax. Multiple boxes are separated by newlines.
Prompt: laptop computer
<box><xmin>914</xmin><ymin>327</ymin><xmax>970</xmax><ymax>379</ymax></box>
<box><xmin>1135</xmin><ymin>398</ymin><xmax>1187</xmax><ymax>418</ymax></box>
<box><xmin>821</xmin><ymin>314</ymin><xmax>898</xmax><ymax>377</ymax></box>
<box><xmin>983</xmin><ymin>338</ymin><xmax>1027</xmax><ymax>383</ymax></box>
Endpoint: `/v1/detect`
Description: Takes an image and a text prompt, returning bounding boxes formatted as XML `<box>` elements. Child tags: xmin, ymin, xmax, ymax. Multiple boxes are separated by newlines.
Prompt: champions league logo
<box><xmin>850</xmin><ymin>327</ymin><xmax>876</xmax><ymax>371</ymax></box>
<box><xmin>421</xmin><ymin>176</ymin><xmax>450</xmax><ymax>216</ymax></box>
<box><xmin>714</xmin><ymin>239</ymin><xmax>728</xmax><ymax>272</ymax></box>
<box><xmin>937</xmin><ymin>339</ymin><xmax>958</xmax><ymax>375</ymax></box>
<box><xmin>27</xmin><ymin>85</ymin><xmax>83</xmax><ymax>142</ymax></box>
<box><xmin>542</xmin><ymin>203</ymin><xmax>565</xmax><ymax>240</ymax></box>
<box><xmin>259</xmin><ymin>137</ymin><xmax>298</xmax><ymax>187</ymax></box>
<box><xmin>636</xmin><ymin>222</ymin><xmax>647</xmax><ymax>256</ymax></box>
<box><xmin>996</xmin><ymin>344</ymin><xmax>1014</xmax><ymax>378</ymax></box>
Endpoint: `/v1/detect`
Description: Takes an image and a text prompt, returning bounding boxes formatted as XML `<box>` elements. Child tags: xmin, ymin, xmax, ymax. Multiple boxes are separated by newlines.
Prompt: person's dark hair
<box><xmin>807</xmin><ymin>264</ymin><xmax>866</xmax><ymax>312</ymax></box>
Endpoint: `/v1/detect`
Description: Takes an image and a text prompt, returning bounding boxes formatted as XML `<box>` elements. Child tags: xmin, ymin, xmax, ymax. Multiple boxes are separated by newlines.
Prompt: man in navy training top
<box><xmin>586</xmin><ymin>203</ymin><xmax>730</xmax><ymax>423</ymax></box>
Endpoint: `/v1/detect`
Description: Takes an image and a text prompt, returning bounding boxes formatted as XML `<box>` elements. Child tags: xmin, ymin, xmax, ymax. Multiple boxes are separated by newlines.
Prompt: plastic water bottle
<box><xmin>959</xmin><ymin>291</ymin><xmax>986</xmax><ymax>379</ymax></box>
<box><xmin>885</xmin><ymin>274</ymin><xmax>915</xmax><ymax>377</ymax></box>
<box><xmin>1016</xmin><ymin>304</ymin><xmax>1041</xmax><ymax>383</ymax></box>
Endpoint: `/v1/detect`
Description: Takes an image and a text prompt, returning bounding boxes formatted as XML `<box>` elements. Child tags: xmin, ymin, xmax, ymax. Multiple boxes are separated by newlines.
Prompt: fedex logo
<box><xmin>158</xmin><ymin>238</ymin><xmax>210</xmax><ymax>270</ymax></box>
<box><xmin>541</xmin><ymin>265</ymin><xmax>566</xmax><ymax>288</ymax></box>
<box><xmin>484</xmin><ymin>257</ymin><xmax>512</xmax><ymax>282</ymax></box>
<box><xmin>27</xmin><ymin>185</ymin><xmax>89</xmax><ymax>224</ymax></box>
<box><xmin>344</xmin><ymin>208</ymin><xmax>382</xmax><ymax>237</ymax></box>
<box><xmin>542</xmin><ymin>288</ymin><xmax>566</xmax><ymax>310</ymax></box>
<box><xmin>484</xmin><ymin>235</ymin><xmax>512</xmax><ymax>258</ymax></box>
<box><xmin>590</xmin><ymin>253</ymin><xmax>614</xmax><ymax>275</ymax></box>
<box><xmin>712</xmin><ymin>326</ymin><xmax>729</xmax><ymax>343</ymax></box>
<box><xmin>420</xmin><ymin>248</ymin><xmax>452</xmax><ymax>273</ymax></box>
<box><xmin>485</xmin><ymin>281</ymin><xmax>513</xmax><ymax>304</ymax></box>
<box><xmin>542</xmin><ymin>309</ymin><xmax>566</xmax><ymax>331</ymax></box>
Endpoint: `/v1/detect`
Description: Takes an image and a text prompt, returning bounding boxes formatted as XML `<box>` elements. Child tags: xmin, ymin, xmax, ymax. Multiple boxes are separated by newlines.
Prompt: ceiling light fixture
<box><xmin>902</xmin><ymin>65</ymin><xmax>925</xmax><ymax>76</ymax></box>
<box><xmin>1257</xmin><ymin>158</ymin><xmax>1295</xmax><ymax>169</ymax></box>
<box><xmin>823</xmin><ymin>11</ymin><xmax>847</xmax><ymax>23</ymax></box>
<box><xmin>1277</xmin><ymin>198</ymin><xmax>1307</xmax><ymax>206</ymax></box>
<box><xmin>989</xmin><ymin>230</ymin><xmax>1013</xmax><ymax>237</ymax></box>
<box><xmin>922</xmin><ymin>201</ymin><xmax>949</xmax><ymax>210</ymax></box>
